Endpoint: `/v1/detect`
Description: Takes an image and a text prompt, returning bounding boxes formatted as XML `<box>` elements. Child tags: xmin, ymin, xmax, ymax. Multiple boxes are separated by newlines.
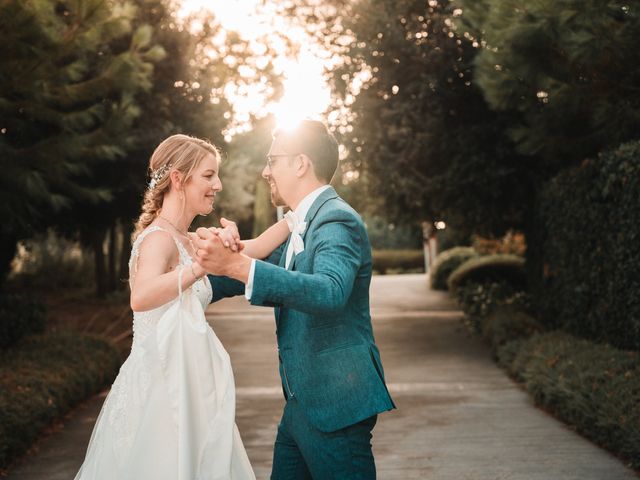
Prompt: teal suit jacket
<box><xmin>209</xmin><ymin>187</ymin><xmax>395</xmax><ymax>432</ymax></box>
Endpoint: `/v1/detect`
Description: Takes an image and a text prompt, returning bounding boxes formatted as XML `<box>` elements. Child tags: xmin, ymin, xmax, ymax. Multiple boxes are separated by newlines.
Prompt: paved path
<box><xmin>5</xmin><ymin>275</ymin><xmax>638</xmax><ymax>479</ymax></box>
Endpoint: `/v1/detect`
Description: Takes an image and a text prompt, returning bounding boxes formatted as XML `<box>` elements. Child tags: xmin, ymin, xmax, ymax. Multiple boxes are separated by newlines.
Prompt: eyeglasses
<box><xmin>266</xmin><ymin>153</ymin><xmax>299</xmax><ymax>169</ymax></box>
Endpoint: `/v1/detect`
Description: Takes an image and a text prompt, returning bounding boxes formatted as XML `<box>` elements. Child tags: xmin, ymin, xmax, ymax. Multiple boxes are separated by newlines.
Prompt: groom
<box><xmin>196</xmin><ymin>120</ymin><xmax>395</xmax><ymax>479</ymax></box>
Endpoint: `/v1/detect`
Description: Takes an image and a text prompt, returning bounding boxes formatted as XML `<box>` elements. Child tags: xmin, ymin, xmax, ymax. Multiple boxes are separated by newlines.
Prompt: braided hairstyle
<box><xmin>132</xmin><ymin>134</ymin><xmax>221</xmax><ymax>242</ymax></box>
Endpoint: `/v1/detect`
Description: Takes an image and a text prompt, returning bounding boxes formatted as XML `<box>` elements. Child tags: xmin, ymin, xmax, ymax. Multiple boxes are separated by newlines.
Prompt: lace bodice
<box><xmin>128</xmin><ymin>226</ymin><xmax>212</xmax><ymax>348</ymax></box>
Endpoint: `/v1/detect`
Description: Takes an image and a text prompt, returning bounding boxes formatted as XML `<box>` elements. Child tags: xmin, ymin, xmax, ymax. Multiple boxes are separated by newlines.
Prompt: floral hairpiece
<box><xmin>148</xmin><ymin>163</ymin><xmax>173</xmax><ymax>190</ymax></box>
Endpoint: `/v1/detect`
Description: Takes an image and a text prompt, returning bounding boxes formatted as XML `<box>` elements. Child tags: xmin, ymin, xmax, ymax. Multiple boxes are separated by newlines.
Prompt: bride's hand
<box><xmin>211</xmin><ymin>218</ymin><xmax>243</xmax><ymax>252</ymax></box>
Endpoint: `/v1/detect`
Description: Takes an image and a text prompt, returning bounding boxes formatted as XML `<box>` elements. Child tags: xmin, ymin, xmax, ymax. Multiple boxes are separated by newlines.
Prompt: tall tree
<box><xmin>287</xmin><ymin>0</ymin><xmax>531</xmax><ymax>236</ymax></box>
<box><xmin>2</xmin><ymin>0</ymin><xmax>282</xmax><ymax>295</ymax></box>
<box><xmin>0</xmin><ymin>0</ymin><xmax>161</xmax><ymax>283</ymax></box>
<box><xmin>455</xmin><ymin>0</ymin><xmax>640</xmax><ymax>171</ymax></box>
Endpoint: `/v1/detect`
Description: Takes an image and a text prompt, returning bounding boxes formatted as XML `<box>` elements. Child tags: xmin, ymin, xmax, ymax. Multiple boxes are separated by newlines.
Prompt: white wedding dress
<box><xmin>74</xmin><ymin>226</ymin><xmax>255</xmax><ymax>480</ymax></box>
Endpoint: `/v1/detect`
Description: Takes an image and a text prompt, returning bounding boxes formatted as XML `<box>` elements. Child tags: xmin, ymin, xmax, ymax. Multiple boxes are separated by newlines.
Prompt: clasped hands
<box><xmin>190</xmin><ymin>218</ymin><xmax>251</xmax><ymax>281</ymax></box>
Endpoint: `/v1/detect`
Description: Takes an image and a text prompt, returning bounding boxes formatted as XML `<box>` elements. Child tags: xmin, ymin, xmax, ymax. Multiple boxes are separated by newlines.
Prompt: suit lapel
<box><xmin>288</xmin><ymin>253</ymin><xmax>297</xmax><ymax>271</ymax></box>
<box><xmin>275</xmin><ymin>233</ymin><xmax>292</xmax><ymax>324</ymax></box>
<box><xmin>304</xmin><ymin>186</ymin><xmax>338</xmax><ymax>226</ymax></box>
<box><xmin>279</xmin><ymin>233</ymin><xmax>292</xmax><ymax>268</ymax></box>
<box><xmin>276</xmin><ymin>187</ymin><xmax>338</xmax><ymax>320</ymax></box>
<box><xmin>289</xmin><ymin>186</ymin><xmax>338</xmax><ymax>272</ymax></box>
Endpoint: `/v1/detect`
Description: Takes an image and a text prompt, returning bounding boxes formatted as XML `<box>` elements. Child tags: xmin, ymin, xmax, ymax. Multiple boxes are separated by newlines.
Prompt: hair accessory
<box><xmin>148</xmin><ymin>163</ymin><xmax>173</xmax><ymax>190</ymax></box>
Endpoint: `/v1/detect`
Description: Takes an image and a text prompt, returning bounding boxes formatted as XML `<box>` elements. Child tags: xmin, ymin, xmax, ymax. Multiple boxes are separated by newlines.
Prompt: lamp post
<box><xmin>422</xmin><ymin>221</ymin><xmax>434</xmax><ymax>276</ymax></box>
<box><xmin>423</xmin><ymin>221</ymin><xmax>444</xmax><ymax>280</ymax></box>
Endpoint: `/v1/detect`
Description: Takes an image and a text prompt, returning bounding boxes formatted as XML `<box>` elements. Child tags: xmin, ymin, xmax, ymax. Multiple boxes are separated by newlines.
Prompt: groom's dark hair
<box><xmin>273</xmin><ymin>120</ymin><xmax>339</xmax><ymax>183</ymax></box>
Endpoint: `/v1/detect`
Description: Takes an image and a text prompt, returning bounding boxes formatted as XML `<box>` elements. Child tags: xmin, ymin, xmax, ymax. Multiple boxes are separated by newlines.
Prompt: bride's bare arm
<box><xmin>129</xmin><ymin>231</ymin><xmax>205</xmax><ymax>311</ymax></box>
<box><xmin>240</xmin><ymin>219</ymin><xmax>290</xmax><ymax>259</ymax></box>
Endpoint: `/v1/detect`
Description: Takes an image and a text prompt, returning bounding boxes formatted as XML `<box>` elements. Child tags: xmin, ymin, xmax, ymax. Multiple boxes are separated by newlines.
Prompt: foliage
<box><xmin>223</xmin><ymin>117</ymin><xmax>279</xmax><ymax>239</ymax></box>
<box><xmin>447</xmin><ymin>254</ymin><xmax>525</xmax><ymax>291</ymax></box>
<box><xmin>364</xmin><ymin>216</ymin><xmax>422</xmax><ymax>250</ymax></box>
<box><xmin>372</xmin><ymin>249</ymin><xmax>424</xmax><ymax>274</ymax></box>
<box><xmin>288</xmin><ymin>0</ymin><xmax>532</xmax><ymax>235</ymax></box>
<box><xmin>0</xmin><ymin>295</ymin><xmax>46</xmax><ymax>350</ymax></box>
<box><xmin>435</xmin><ymin>225</ymin><xmax>471</xmax><ymax>252</ymax></box>
<box><xmin>8</xmin><ymin>231</ymin><xmax>94</xmax><ymax>291</ymax></box>
<box><xmin>0</xmin><ymin>333</ymin><xmax>121</xmax><ymax>469</ymax></box>
<box><xmin>455</xmin><ymin>279</ymin><xmax>638</xmax><ymax>469</ymax></box>
<box><xmin>60</xmin><ymin>1</ymin><xmax>237</xmax><ymax>296</ymax></box>
<box><xmin>1</xmin><ymin>0</ymin><xmax>283</xmax><ymax>295</ymax></box>
<box><xmin>472</xmin><ymin>230</ymin><xmax>526</xmax><ymax>256</ymax></box>
<box><xmin>429</xmin><ymin>246</ymin><xmax>478</xmax><ymax>290</ymax></box>
<box><xmin>455</xmin><ymin>0</ymin><xmax>640</xmax><ymax>171</ymax></box>
<box><xmin>455</xmin><ymin>280</ymin><xmax>531</xmax><ymax>333</ymax></box>
<box><xmin>481</xmin><ymin>305</ymin><xmax>543</xmax><ymax>354</ymax></box>
<box><xmin>497</xmin><ymin>332</ymin><xmax>640</xmax><ymax>469</ymax></box>
<box><xmin>0</xmin><ymin>0</ymin><xmax>162</xmax><ymax>279</ymax></box>
<box><xmin>530</xmin><ymin>139</ymin><xmax>640</xmax><ymax>351</ymax></box>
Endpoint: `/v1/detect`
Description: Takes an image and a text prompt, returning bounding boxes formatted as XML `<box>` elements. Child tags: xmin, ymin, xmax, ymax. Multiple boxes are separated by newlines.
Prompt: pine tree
<box><xmin>456</xmin><ymin>0</ymin><xmax>640</xmax><ymax>170</ymax></box>
<box><xmin>0</xmin><ymin>0</ymin><xmax>162</xmax><ymax>283</ymax></box>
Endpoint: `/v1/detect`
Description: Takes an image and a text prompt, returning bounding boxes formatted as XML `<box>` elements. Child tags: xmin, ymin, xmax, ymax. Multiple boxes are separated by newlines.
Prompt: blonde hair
<box><xmin>132</xmin><ymin>134</ymin><xmax>221</xmax><ymax>241</ymax></box>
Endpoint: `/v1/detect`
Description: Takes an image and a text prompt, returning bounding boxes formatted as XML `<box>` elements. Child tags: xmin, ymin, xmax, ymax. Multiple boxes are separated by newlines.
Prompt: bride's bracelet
<box><xmin>190</xmin><ymin>263</ymin><xmax>203</xmax><ymax>281</ymax></box>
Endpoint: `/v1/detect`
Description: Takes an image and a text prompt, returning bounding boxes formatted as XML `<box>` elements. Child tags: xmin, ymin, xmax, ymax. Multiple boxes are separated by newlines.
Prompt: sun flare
<box><xmin>270</xmin><ymin>50</ymin><xmax>332</xmax><ymax>131</ymax></box>
<box><xmin>177</xmin><ymin>0</ymin><xmax>331</xmax><ymax>139</ymax></box>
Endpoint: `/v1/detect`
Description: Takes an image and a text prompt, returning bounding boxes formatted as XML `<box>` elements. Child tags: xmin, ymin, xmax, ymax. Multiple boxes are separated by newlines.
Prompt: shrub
<box><xmin>482</xmin><ymin>306</ymin><xmax>543</xmax><ymax>354</ymax></box>
<box><xmin>0</xmin><ymin>333</ymin><xmax>121</xmax><ymax>469</ymax></box>
<box><xmin>447</xmin><ymin>254</ymin><xmax>526</xmax><ymax>292</ymax></box>
<box><xmin>455</xmin><ymin>280</ymin><xmax>531</xmax><ymax>333</ymax></box>
<box><xmin>531</xmin><ymin>139</ymin><xmax>640</xmax><ymax>350</ymax></box>
<box><xmin>472</xmin><ymin>230</ymin><xmax>526</xmax><ymax>256</ymax></box>
<box><xmin>0</xmin><ymin>294</ymin><xmax>46</xmax><ymax>349</ymax></box>
<box><xmin>496</xmin><ymin>332</ymin><xmax>640</xmax><ymax>469</ymax></box>
<box><xmin>372</xmin><ymin>249</ymin><xmax>424</xmax><ymax>274</ymax></box>
<box><xmin>429</xmin><ymin>247</ymin><xmax>478</xmax><ymax>290</ymax></box>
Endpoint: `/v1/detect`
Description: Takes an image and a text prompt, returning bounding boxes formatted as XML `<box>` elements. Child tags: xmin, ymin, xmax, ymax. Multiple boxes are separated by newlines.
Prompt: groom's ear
<box><xmin>295</xmin><ymin>154</ymin><xmax>313</xmax><ymax>178</ymax></box>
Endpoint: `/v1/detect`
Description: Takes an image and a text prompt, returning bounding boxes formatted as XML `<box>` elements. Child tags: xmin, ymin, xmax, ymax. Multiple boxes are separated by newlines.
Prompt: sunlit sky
<box><xmin>178</xmin><ymin>0</ymin><xmax>333</xmax><ymax>140</ymax></box>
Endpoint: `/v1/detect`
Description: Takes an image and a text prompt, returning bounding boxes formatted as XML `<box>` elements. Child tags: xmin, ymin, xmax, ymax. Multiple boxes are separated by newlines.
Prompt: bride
<box><xmin>74</xmin><ymin>134</ymin><xmax>290</xmax><ymax>480</ymax></box>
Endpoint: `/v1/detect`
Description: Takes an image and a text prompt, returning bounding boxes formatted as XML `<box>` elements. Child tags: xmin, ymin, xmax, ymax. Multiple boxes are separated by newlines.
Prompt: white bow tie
<box><xmin>284</xmin><ymin>210</ymin><xmax>306</xmax><ymax>269</ymax></box>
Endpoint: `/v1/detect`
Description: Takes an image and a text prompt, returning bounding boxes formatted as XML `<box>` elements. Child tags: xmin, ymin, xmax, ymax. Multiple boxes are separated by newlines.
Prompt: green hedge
<box><xmin>531</xmin><ymin>139</ymin><xmax>640</xmax><ymax>350</ymax></box>
<box><xmin>456</xmin><ymin>281</ymin><xmax>639</xmax><ymax>468</ymax></box>
<box><xmin>481</xmin><ymin>306</ymin><xmax>543</xmax><ymax>354</ymax></box>
<box><xmin>429</xmin><ymin>247</ymin><xmax>478</xmax><ymax>290</ymax></box>
<box><xmin>447</xmin><ymin>254</ymin><xmax>525</xmax><ymax>291</ymax></box>
<box><xmin>465</xmin><ymin>300</ymin><xmax>639</xmax><ymax>469</ymax></box>
<box><xmin>372</xmin><ymin>249</ymin><xmax>424</xmax><ymax>274</ymax></box>
<box><xmin>0</xmin><ymin>333</ymin><xmax>121</xmax><ymax>469</ymax></box>
<box><xmin>455</xmin><ymin>281</ymin><xmax>531</xmax><ymax>334</ymax></box>
<box><xmin>497</xmin><ymin>332</ymin><xmax>640</xmax><ymax>469</ymax></box>
<box><xmin>0</xmin><ymin>294</ymin><xmax>46</xmax><ymax>349</ymax></box>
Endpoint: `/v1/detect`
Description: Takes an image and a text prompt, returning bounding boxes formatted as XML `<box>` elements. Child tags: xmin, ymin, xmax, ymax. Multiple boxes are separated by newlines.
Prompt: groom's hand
<box><xmin>194</xmin><ymin>227</ymin><xmax>251</xmax><ymax>283</ymax></box>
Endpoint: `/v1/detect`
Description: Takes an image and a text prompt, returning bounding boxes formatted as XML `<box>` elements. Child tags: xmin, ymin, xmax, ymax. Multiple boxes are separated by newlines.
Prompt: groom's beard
<box><xmin>269</xmin><ymin>181</ymin><xmax>286</xmax><ymax>207</ymax></box>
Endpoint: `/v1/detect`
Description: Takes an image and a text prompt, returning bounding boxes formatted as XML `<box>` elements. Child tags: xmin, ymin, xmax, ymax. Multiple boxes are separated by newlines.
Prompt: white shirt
<box><xmin>244</xmin><ymin>185</ymin><xmax>331</xmax><ymax>300</ymax></box>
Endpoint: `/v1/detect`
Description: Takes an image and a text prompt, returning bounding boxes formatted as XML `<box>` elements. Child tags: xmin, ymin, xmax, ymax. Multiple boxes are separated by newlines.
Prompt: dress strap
<box><xmin>177</xmin><ymin>265</ymin><xmax>184</xmax><ymax>301</ymax></box>
<box><xmin>171</xmin><ymin>236</ymin><xmax>193</xmax><ymax>266</ymax></box>
<box><xmin>128</xmin><ymin>225</ymin><xmax>192</xmax><ymax>286</ymax></box>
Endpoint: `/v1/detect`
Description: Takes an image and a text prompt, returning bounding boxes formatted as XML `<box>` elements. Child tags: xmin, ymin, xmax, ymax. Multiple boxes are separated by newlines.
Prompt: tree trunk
<box><xmin>119</xmin><ymin>220</ymin><xmax>133</xmax><ymax>290</ymax></box>
<box><xmin>108</xmin><ymin>222</ymin><xmax>117</xmax><ymax>293</ymax></box>
<box><xmin>0</xmin><ymin>234</ymin><xmax>18</xmax><ymax>290</ymax></box>
<box><xmin>252</xmin><ymin>177</ymin><xmax>276</xmax><ymax>238</ymax></box>
<box><xmin>91</xmin><ymin>228</ymin><xmax>107</xmax><ymax>298</ymax></box>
